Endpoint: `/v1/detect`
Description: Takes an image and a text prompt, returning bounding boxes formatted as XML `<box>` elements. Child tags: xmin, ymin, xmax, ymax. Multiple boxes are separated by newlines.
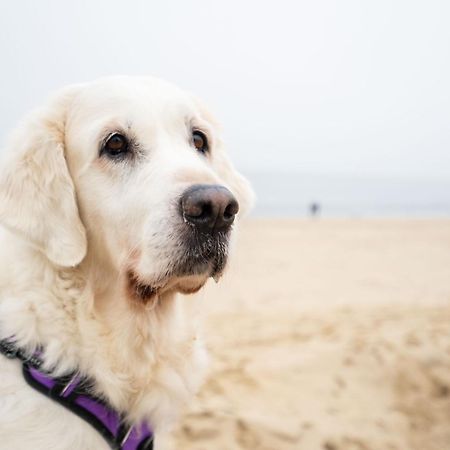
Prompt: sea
<box><xmin>245</xmin><ymin>171</ymin><xmax>450</xmax><ymax>218</ymax></box>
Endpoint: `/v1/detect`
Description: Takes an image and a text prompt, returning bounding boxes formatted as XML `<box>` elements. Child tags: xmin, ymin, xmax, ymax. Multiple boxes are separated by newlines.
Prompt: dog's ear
<box><xmin>0</xmin><ymin>86</ymin><xmax>87</xmax><ymax>267</ymax></box>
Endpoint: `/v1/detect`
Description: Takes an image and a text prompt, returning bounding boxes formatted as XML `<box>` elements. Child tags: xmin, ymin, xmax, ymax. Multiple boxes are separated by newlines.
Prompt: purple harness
<box><xmin>0</xmin><ymin>339</ymin><xmax>153</xmax><ymax>450</ymax></box>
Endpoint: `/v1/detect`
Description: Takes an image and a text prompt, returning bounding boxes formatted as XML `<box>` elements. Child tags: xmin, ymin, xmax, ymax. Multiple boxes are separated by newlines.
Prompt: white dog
<box><xmin>0</xmin><ymin>76</ymin><xmax>253</xmax><ymax>449</ymax></box>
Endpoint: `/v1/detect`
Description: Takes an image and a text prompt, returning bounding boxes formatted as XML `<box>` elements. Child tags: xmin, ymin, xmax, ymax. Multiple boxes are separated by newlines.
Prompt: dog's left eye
<box><xmin>101</xmin><ymin>133</ymin><xmax>129</xmax><ymax>159</ymax></box>
<box><xmin>192</xmin><ymin>130</ymin><xmax>208</xmax><ymax>154</ymax></box>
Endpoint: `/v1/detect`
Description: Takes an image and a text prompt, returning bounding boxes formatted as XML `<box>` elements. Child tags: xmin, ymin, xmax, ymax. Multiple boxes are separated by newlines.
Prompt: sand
<box><xmin>168</xmin><ymin>219</ymin><xmax>450</xmax><ymax>450</ymax></box>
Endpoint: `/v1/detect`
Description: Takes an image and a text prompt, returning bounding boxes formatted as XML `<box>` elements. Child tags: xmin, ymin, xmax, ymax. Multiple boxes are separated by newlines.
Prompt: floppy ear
<box><xmin>0</xmin><ymin>87</ymin><xmax>87</xmax><ymax>267</ymax></box>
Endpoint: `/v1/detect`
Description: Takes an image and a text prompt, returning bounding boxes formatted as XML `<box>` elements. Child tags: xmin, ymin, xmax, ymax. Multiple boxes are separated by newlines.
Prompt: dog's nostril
<box><xmin>186</xmin><ymin>200</ymin><xmax>208</xmax><ymax>219</ymax></box>
<box><xmin>224</xmin><ymin>201</ymin><xmax>239</xmax><ymax>220</ymax></box>
<box><xmin>181</xmin><ymin>184</ymin><xmax>239</xmax><ymax>232</ymax></box>
<box><xmin>223</xmin><ymin>210</ymin><xmax>232</xmax><ymax>220</ymax></box>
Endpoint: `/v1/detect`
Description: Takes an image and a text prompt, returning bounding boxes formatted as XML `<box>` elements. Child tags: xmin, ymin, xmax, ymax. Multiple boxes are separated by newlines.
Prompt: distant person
<box><xmin>309</xmin><ymin>202</ymin><xmax>320</xmax><ymax>217</ymax></box>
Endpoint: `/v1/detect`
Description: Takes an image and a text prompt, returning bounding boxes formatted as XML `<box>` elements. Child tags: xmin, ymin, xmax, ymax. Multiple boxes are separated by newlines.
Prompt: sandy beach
<box><xmin>168</xmin><ymin>219</ymin><xmax>450</xmax><ymax>450</ymax></box>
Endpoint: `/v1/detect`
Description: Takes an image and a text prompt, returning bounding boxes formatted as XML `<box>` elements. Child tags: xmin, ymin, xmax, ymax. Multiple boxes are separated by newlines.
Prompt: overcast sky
<box><xmin>1</xmin><ymin>0</ymin><xmax>449</xmax><ymax>178</ymax></box>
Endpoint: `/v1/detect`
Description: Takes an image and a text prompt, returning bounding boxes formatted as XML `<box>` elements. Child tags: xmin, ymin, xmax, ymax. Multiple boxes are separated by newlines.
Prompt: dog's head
<box><xmin>0</xmin><ymin>76</ymin><xmax>253</xmax><ymax>303</ymax></box>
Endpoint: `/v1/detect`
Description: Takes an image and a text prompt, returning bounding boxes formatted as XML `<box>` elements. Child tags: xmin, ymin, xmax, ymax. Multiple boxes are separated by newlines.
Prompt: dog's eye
<box><xmin>102</xmin><ymin>133</ymin><xmax>129</xmax><ymax>159</ymax></box>
<box><xmin>192</xmin><ymin>130</ymin><xmax>208</xmax><ymax>154</ymax></box>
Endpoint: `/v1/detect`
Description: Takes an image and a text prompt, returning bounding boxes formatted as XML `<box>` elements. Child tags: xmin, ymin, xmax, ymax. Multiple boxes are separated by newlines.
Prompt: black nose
<box><xmin>180</xmin><ymin>184</ymin><xmax>239</xmax><ymax>232</ymax></box>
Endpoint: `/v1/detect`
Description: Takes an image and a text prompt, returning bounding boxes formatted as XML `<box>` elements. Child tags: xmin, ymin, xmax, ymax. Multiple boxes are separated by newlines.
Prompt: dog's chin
<box><xmin>173</xmin><ymin>274</ymin><xmax>209</xmax><ymax>295</ymax></box>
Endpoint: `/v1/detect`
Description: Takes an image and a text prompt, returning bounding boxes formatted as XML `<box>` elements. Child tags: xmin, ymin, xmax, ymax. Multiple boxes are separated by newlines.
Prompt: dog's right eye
<box><xmin>101</xmin><ymin>133</ymin><xmax>129</xmax><ymax>159</ymax></box>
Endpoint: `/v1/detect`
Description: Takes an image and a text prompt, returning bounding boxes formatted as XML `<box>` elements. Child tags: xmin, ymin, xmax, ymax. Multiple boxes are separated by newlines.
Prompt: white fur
<box><xmin>0</xmin><ymin>76</ymin><xmax>253</xmax><ymax>449</ymax></box>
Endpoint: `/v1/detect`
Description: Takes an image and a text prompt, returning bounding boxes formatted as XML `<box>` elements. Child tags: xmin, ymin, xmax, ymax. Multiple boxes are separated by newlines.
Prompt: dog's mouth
<box><xmin>126</xmin><ymin>231</ymin><xmax>230</xmax><ymax>304</ymax></box>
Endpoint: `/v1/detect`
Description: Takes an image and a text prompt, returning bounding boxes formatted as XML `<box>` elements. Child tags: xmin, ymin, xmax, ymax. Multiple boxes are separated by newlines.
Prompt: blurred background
<box><xmin>1</xmin><ymin>0</ymin><xmax>449</xmax><ymax>217</ymax></box>
<box><xmin>2</xmin><ymin>2</ymin><xmax>450</xmax><ymax>450</ymax></box>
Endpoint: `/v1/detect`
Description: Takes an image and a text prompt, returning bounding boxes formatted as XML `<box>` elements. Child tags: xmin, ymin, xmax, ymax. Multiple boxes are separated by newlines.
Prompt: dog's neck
<box><xmin>0</xmin><ymin>229</ymin><xmax>207</xmax><ymax>429</ymax></box>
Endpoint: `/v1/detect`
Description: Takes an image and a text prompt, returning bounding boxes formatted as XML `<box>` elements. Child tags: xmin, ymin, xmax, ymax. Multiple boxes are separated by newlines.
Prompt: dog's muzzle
<box><xmin>127</xmin><ymin>185</ymin><xmax>239</xmax><ymax>303</ymax></box>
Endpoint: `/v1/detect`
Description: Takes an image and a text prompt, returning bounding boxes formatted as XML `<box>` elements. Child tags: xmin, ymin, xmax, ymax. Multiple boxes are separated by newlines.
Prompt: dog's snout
<box><xmin>181</xmin><ymin>184</ymin><xmax>239</xmax><ymax>232</ymax></box>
